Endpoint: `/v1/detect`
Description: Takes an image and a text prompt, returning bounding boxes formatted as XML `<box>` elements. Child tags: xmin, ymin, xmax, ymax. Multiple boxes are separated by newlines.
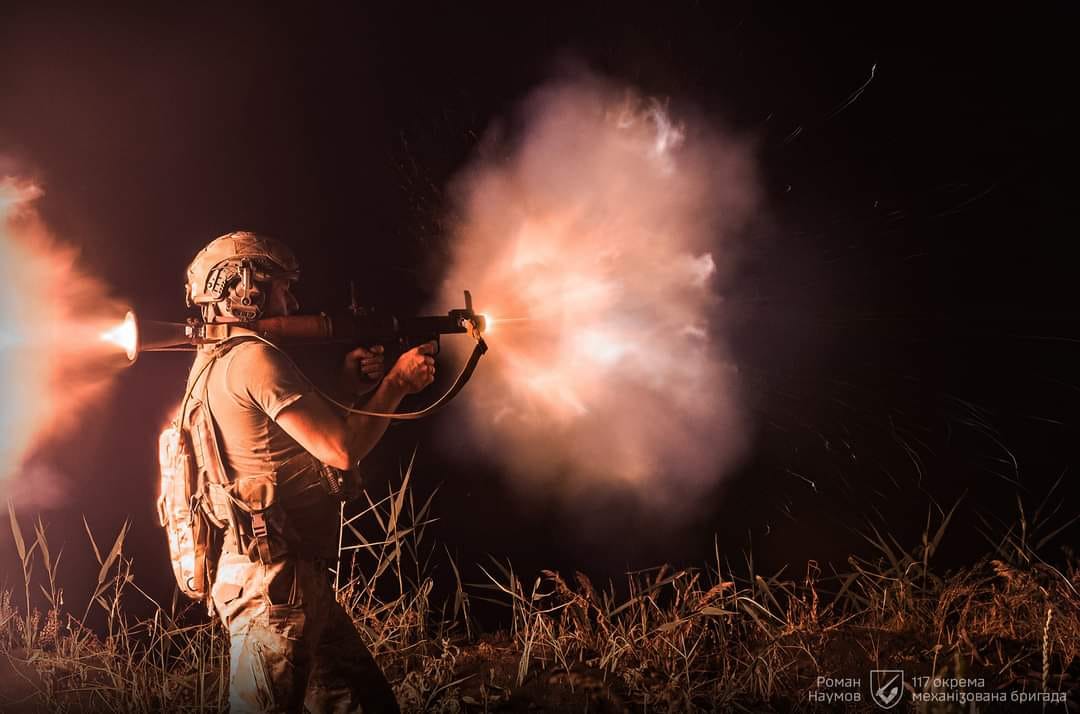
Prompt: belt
<box><xmin>220</xmin><ymin>542</ymin><xmax>336</xmax><ymax>570</ymax></box>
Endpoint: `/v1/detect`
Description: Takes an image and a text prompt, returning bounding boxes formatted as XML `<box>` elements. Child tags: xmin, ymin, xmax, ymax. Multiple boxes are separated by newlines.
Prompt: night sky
<box><xmin>0</xmin><ymin>5</ymin><xmax>1074</xmax><ymax>614</ymax></box>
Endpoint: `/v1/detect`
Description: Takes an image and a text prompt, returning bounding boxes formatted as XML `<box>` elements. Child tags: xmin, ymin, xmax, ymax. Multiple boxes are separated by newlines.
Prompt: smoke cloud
<box><xmin>0</xmin><ymin>177</ymin><xmax>131</xmax><ymax>508</ymax></box>
<box><xmin>439</xmin><ymin>73</ymin><xmax>759</xmax><ymax>516</ymax></box>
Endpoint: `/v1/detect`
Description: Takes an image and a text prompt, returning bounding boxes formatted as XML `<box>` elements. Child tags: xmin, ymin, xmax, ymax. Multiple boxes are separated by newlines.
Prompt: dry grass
<box><xmin>2</xmin><ymin>473</ymin><xmax>1077</xmax><ymax>712</ymax></box>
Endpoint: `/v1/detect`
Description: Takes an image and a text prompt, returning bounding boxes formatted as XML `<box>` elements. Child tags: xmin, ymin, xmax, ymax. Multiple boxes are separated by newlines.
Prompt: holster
<box><xmin>319</xmin><ymin>463</ymin><xmax>351</xmax><ymax>501</ymax></box>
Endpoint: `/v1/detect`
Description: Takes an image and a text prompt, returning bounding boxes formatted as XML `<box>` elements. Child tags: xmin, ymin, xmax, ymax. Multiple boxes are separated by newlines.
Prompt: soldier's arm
<box><xmin>275</xmin><ymin>342</ymin><xmax>436</xmax><ymax>469</ymax></box>
<box><xmin>275</xmin><ymin>381</ymin><xmax>405</xmax><ymax>470</ymax></box>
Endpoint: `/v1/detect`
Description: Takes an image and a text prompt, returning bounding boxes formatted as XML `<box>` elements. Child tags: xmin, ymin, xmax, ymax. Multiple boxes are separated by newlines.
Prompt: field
<box><xmin>2</xmin><ymin>468</ymin><xmax>1077</xmax><ymax>713</ymax></box>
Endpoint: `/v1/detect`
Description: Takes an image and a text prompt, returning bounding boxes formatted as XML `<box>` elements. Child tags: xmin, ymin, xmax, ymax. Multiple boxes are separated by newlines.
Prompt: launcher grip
<box><xmin>377</xmin><ymin>334</ymin><xmax>440</xmax><ymax>375</ymax></box>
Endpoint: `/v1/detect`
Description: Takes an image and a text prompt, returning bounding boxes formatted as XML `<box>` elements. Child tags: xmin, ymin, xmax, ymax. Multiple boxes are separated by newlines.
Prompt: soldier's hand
<box><xmin>343</xmin><ymin>345</ymin><xmax>386</xmax><ymax>395</ymax></box>
<box><xmin>387</xmin><ymin>341</ymin><xmax>437</xmax><ymax>394</ymax></box>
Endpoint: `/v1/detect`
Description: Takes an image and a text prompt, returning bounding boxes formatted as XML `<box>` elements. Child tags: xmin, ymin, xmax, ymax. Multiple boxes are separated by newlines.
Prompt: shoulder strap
<box><xmin>179</xmin><ymin>336</ymin><xmax>260</xmax><ymax>429</ymax></box>
<box><xmin>189</xmin><ymin>336</ymin><xmax>264</xmax><ymax>480</ymax></box>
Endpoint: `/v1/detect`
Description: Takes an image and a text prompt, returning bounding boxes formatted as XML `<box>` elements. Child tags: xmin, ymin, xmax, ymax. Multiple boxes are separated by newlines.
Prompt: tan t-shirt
<box><xmin>187</xmin><ymin>339</ymin><xmax>339</xmax><ymax>558</ymax></box>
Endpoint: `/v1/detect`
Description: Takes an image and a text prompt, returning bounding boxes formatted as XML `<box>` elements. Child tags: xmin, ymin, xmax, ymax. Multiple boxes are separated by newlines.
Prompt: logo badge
<box><xmin>870</xmin><ymin>669</ymin><xmax>904</xmax><ymax>709</ymax></box>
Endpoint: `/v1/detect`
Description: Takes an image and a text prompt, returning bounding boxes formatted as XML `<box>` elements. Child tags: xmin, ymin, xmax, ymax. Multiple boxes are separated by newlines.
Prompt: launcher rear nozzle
<box><xmin>99</xmin><ymin>310</ymin><xmax>139</xmax><ymax>362</ymax></box>
<box><xmin>100</xmin><ymin>311</ymin><xmax>197</xmax><ymax>362</ymax></box>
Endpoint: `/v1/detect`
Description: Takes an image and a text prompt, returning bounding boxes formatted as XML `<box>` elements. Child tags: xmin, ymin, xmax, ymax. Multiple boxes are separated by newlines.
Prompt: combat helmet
<box><xmin>185</xmin><ymin>231</ymin><xmax>299</xmax><ymax>322</ymax></box>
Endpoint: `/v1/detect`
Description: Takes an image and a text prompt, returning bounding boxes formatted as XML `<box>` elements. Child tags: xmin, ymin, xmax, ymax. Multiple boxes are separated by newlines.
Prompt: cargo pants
<box><xmin>211</xmin><ymin>550</ymin><xmax>401</xmax><ymax>713</ymax></box>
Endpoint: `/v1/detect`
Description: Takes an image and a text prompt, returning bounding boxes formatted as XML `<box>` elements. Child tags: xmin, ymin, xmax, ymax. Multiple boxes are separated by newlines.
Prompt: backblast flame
<box><xmin>1</xmin><ymin>177</ymin><xmax>131</xmax><ymax>506</ymax></box>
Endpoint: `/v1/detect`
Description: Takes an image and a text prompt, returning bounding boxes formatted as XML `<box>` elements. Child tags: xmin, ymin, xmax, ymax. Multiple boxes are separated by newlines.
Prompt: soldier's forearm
<box><xmin>342</xmin><ymin>379</ymin><xmax>407</xmax><ymax>465</ymax></box>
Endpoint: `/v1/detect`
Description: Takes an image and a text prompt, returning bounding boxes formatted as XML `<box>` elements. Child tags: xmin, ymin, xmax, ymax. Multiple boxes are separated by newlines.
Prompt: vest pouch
<box><xmin>229</xmin><ymin>475</ymin><xmax>294</xmax><ymax>564</ymax></box>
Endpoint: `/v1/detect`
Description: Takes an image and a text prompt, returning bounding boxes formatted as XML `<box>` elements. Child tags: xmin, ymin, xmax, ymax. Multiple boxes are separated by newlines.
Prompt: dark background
<box><xmin>0</xmin><ymin>4</ymin><xmax>1074</xmax><ymax>619</ymax></box>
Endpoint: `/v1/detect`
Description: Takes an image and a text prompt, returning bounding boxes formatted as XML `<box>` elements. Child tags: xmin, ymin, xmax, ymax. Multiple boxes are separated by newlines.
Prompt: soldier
<box><xmin>183</xmin><ymin>231</ymin><xmax>432</xmax><ymax>713</ymax></box>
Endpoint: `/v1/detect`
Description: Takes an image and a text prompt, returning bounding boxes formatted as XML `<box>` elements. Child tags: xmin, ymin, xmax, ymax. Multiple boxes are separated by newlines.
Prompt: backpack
<box><xmin>156</xmin><ymin>340</ymin><xmax>244</xmax><ymax>603</ymax></box>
